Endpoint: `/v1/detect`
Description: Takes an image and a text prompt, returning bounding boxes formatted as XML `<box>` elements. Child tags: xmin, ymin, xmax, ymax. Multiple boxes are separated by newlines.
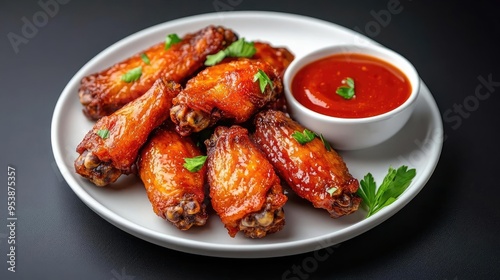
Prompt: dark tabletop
<box><xmin>1</xmin><ymin>0</ymin><xmax>499</xmax><ymax>279</ymax></box>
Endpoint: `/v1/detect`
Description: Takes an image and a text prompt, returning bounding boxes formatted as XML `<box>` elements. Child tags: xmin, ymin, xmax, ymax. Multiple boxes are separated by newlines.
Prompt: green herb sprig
<box><xmin>204</xmin><ymin>38</ymin><xmax>256</xmax><ymax>66</ymax></box>
<box><xmin>183</xmin><ymin>155</ymin><xmax>207</xmax><ymax>172</ymax></box>
<box><xmin>165</xmin><ymin>33</ymin><xmax>181</xmax><ymax>50</ymax></box>
<box><xmin>317</xmin><ymin>134</ymin><xmax>332</xmax><ymax>151</ymax></box>
<box><xmin>140</xmin><ymin>53</ymin><xmax>151</xmax><ymax>65</ymax></box>
<box><xmin>292</xmin><ymin>129</ymin><xmax>316</xmax><ymax>145</ymax></box>
<box><xmin>253</xmin><ymin>69</ymin><xmax>274</xmax><ymax>93</ymax></box>
<box><xmin>336</xmin><ymin>77</ymin><xmax>355</xmax><ymax>99</ymax></box>
<box><xmin>96</xmin><ymin>129</ymin><xmax>110</xmax><ymax>139</ymax></box>
<box><xmin>357</xmin><ymin>165</ymin><xmax>416</xmax><ymax>218</ymax></box>
<box><xmin>121</xmin><ymin>66</ymin><xmax>142</xmax><ymax>83</ymax></box>
<box><xmin>292</xmin><ymin>129</ymin><xmax>332</xmax><ymax>151</ymax></box>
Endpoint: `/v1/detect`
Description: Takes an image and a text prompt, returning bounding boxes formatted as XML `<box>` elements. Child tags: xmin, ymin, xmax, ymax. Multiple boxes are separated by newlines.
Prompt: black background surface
<box><xmin>1</xmin><ymin>0</ymin><xmax>499</xmax><ymax>279</ymax></box>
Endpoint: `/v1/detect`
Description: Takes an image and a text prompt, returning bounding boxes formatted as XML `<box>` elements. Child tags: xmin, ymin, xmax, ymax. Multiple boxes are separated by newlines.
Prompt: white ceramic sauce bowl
<box><xmin>283</xmin><ymin>44</ymin><xmax>420</xmax><ymax>150</ymax></box>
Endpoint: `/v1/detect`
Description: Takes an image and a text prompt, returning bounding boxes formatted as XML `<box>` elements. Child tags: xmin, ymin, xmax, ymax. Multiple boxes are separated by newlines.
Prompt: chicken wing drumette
<box><xmin>170</xmin><ymin>58</ymin><xmax>282</xmax><ymax>136</ymax></box>
<box><xmin>137</xmin><ymin>124</ymin><xmax>207</xmax><ymax>230</ymax></box>
<box><xmin>253</xmin><ymin>41</ymin><xmax>294</xmax><ymax>78</ymax></box>
<box><xmin>252</xmin><ymin>110</ymin><xmax>361</xmax><ymax>218</ymax></box>
<box><xmin>252</xmin><ymin>41</ymin><xmax>294</xmax><ymax>112</ymax></box>
<box><xmin>74</xmin><ymin>79</ymin><xmax>180</xmax><ymax>187</ymax></box>
<box><xmin>79</xmin><ymin>25</ymin><xmax>237</xmax><ymax>120</ymax></box>
<box><xmin>205</xmin><ymin>125</ymin><xmax>287</xmax><ymax>238</ymax></box>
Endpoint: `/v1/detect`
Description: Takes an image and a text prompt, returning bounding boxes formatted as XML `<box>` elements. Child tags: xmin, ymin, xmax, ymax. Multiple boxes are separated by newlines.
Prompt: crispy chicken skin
<box><xmin>170</xmin><ymin>58</ymin><xmax>283</xmax><ymax>136</ymax></box>
<box><xmin>253</xmin><ymin>41</ymin><xmax>294</xmax><ymax>78</ymax></box>
<box><xmin>137</xmin><ymin>125</ymin><xmax>207</xmax><ymax>230</ymax></box>
<box><xmin>74</xmin><ymin>79</ymin><xmax>181</xmax><ymax>187</ymax></box>
<box><xmin>252</xmin><ymin>110</ymin><xmax>361</xmax><ymax>218</ymax></box>
<box><xmin>79</xmin><ymin>26</ymin><xmax>237</xmax><ymax>120</ymax></box>
<box><xmin>253</xmin><ymin>41</ymin><xmax>295</xmax><ymax>112</ymax></box>
<box><xmin>205</xmin><ymin>126</ymin><xmax>287</xmax><ymax>238</ymax></box>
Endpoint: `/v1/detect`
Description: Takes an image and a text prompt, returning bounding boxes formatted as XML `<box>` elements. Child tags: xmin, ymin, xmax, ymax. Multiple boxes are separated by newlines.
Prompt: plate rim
<box><xmin>51</xmin><ymin>11</ymin><xmax>443</xmax><ymax>258</ymax></box>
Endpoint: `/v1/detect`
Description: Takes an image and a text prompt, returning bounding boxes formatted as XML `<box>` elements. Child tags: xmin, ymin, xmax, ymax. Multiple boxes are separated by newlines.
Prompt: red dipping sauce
<box><xmin>291</xmin><ymin>53</ymin><xmax>412</xmax><ymax>118</ymax></box>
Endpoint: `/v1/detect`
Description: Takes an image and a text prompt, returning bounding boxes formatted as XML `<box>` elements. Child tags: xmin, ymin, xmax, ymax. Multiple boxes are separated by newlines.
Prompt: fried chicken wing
<box><xmin>137</xmin><ymin>125</ymin><xmax>207</xmax><ymax>230</ymax></box>
<box><xmin>253</xmin><ymin>41</ymin><xmax>294</xmax><ymax>78</ymax></box>
<box><xmin>205</xmin><ymin>125</ymin><xmax>287</xmax><ymax>238</ymax></box>
<box><xmin>74</xmin><ymin>79</ymin><xmax>180</xmax><ymax>187</ymax></box>
<box><xmin>253</xmin><ymin>41</ymin><xmax>294</xmax><ymax>112</ymax></box>
<box><xmin>252</xmin><ymin>110</ymin><xmax>361</xmax><ymax>218</ymax></box>
<box><xmin>79</xmin><ymin>25</ymin><xmax>237</xmax><ymax>120</ymax></box>
<box><xmin>170</xmin><ymin>58</ymin><xmax>282</xmax><ymax>136</ymax></box>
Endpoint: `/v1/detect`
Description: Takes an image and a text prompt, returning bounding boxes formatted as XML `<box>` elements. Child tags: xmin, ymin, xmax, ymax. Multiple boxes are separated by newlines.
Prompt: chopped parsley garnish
<box><xmin>253</xmin><ymin>69</ymin><xmax>274</xmax><ymax>93</ymax></box>
<box><xmin>336</xmin><ymin>77</ymin><xmax>355</xmax><ymax>99</ymax></box>
<box><xmin>165</xmin><ymin>33</ymin><xmax>181</xmax><ymax>50</ymax></box>
<box><xmin>317</xmin><ymin>133</ymin><xmax>332</xmax><ymax>151</ymax></box>
<box><xmin>205</xmin><ymin>51</ymin><xmax>226</xmax><ymax>66</ymax></box>
<box><xmin>140</xmin><ymin>53</ymin><xmax>150</xmax><ymax>65</ymax></box>
<box><xmin>357</xmin><ymin>165</ymin><xmax>417</xmax><ymax>218</ymax></box>
<box><xmin>96</xmin><ymin>129</ymin><xmax>110</xmax><ymax>139</ymax></box>
<box><xmin>121</xmin><ymin>66</ymin><xmax>142</xmax><ymax>82</ymax></box>
<box><xmin>292</xmin><ymin>129</ymin><xmax>316</xmax><ymax>145</ymax></box>
<box><xmin>292</xmin><ymin>130</ymin><xmax>332</xmax><ymax>151</ymax></box>
<box><xmin>183</xmin><ymin>155</ymin><xmax>207</xmax><ymax>172</ymax></box>
<box><xmin>204</xmin><ymin>38</ymin><xmax>256</xmax><ymax>66</ymax></box>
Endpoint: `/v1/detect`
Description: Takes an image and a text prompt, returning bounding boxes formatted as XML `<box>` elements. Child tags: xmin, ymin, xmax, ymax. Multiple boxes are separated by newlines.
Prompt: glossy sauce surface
<box><xmin>291</xmin><ymin>53</ymin><xmax>411</xmax><ymax>118</ymax></box>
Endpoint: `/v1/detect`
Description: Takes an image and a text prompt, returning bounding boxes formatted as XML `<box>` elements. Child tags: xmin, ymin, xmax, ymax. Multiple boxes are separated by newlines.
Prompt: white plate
<box><xmin>51</xmin><ymin>11</ymin><xmax>443</xmax><ymax>258</ymax></box>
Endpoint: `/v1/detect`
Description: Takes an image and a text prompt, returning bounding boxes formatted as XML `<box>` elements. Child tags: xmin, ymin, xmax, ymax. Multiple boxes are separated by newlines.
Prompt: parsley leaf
<box><xmin>253</xmin><ymin>69</ymin><xmax>274</xmax><ymax>93</ymax></box>
<box><xmin>357</xmin><ymin>173</ymin><xmax>376</xmax><ymax>212</ymax></box>
<box><xmin>204</xmin><ymin>38</ymin><xmax>256</xmax><ymax>66</ymax></box>
<box><xmin>357</xmin><ymin>165</ymin><xmax>416</xmax><ymax>218</ymax></box>
<box><xmin>183</xmin><ymin>155</ymin><xmax>207</xmax><ymax>172</ymax></box>
<box><xmin>140</xmin><ymin>53</ymin><xmax>150</xmax><ymax>65</ymax></box>
<box><xmin>316</xmin><ymin>133</ymin><xmax>332</xmax><ymax>151</ymax></box>
<box><xmin>204</xmin><ymin>51</ymin><xmax>227</xmax><ymax>66</ymax></box>
<box><xmin>165</xmin><ymin>33</ymin><xmax>181</xmax><ymax>50</ymax></box>
<box><xmin>292</xmin><ymin>129</ymin><xmax>316</xmax><ymax>144</ymax></box>
<box><xmin>292</xmin><ymin>130</ymin><xmax>333</xmax><ymax>151</ymax></box>
<box><xmin>225</xmin><ymin>38</ymin><xmax>256</xmax><ymax>58</ymax></box>
<box><xmin>96</xmin><ymin>129</ymin><xmax>110</xmax><ymax>139</ymax></box>
<box><xmin>121</xmin><ymin>66</ymin><xmax>142</xmax><ymax>83</ymax></box>
<box><xmin>336</xmin><ymin>77</ymin><xmax>355</xmax><ymax>99</ymax></box>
